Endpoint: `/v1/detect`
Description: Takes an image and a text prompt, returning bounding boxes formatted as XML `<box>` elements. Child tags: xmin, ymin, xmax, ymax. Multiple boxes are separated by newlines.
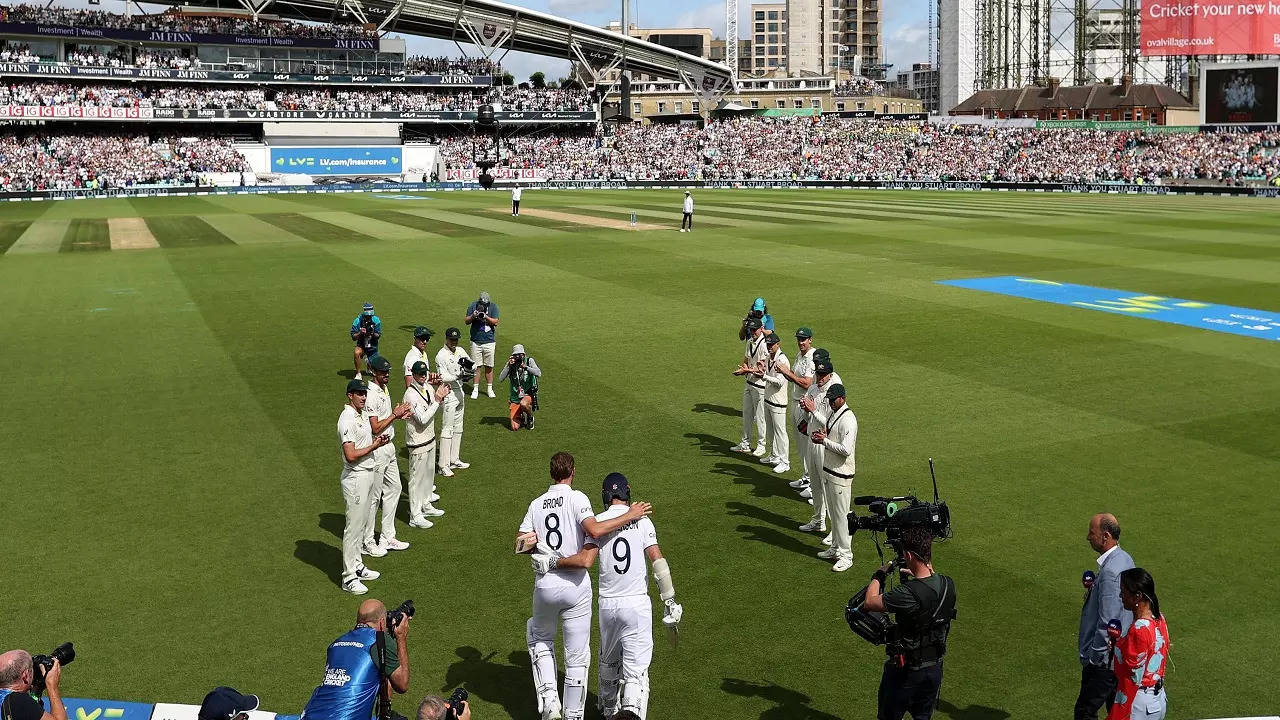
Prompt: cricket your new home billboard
<box><xmin>269</xmin><ymin>146</ymin><xmax>403</xmax><ymax>176</ymax></box>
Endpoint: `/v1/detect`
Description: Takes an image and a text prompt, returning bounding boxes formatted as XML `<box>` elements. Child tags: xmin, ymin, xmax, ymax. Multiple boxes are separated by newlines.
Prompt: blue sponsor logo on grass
<box><xmin>939</xmin><ymin>276</ymin><xmax>1280</xmax><ymax>342</ymax></box>
<box><xmin>43</xmin><ymin>698</ymin><xmax>153</xmax><ymax>720</ymax></box>
<box><xmin>371</xmin><ymin>194</ymin><xmax>430</xmax><ymax>200</ymax></box>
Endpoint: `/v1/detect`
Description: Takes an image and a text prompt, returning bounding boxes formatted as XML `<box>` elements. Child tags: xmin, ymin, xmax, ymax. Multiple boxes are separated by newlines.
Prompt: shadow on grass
<box><xmin>692</xmin><ymin>402</ymin><xmax>740</xmax><ymax>417</ymax></box>
<box><xmin>319</xmin><ymin>512</ymin><xmax>344</xmax><ymax>538</ymax></box>
<box><xmin>734</xmin><ymin>524</ymin><xmax>822</xmax><ymax>560</ymax></box>
<box><xmin>936</xmin><ymin>699</ymin><xmax>1012</xmax><ymax>720</ymax></box>
<box><xmin>440</xmin><ymin>647</ymin><xmax>536</xmax><ymax>720</ymax></box>
<box><xmin>336</xmin><ymin>368</ymin><xmax>358</xmax><ymax>380</ymax></box>
<box><xmin>294</xmin><ymin>539</ymin><xmax>341</xmax><ymax>586</ymax></box>
<box><xmin>685</xmin><ymin>432</ymin><xmax>752</xmax><ymax>459</ymax></box>
<box><xmin>480</xmin><ymin>416</ymin><xmax>513</xmax><ymax>427</ymax></box>
<box><xmin>720</xmin><ymin>678</ymin><xmax>842</xmax><ymax>720</ymax></box>
<box><xmin>710</xmin><ymin>460</ymin><xmax>797</xmax><ymax>500</ymax></box>
<box><xmin>726</xmin><ymin>500</ymin><xmax>806</xmax><ymax>530</ymax></box>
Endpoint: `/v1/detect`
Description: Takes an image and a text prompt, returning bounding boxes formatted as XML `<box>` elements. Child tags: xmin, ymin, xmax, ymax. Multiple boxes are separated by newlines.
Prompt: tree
<box><xmin>529</xmin><ymin>71</ymin><xmax>546</xmax><ymax>89</ymax></box>
<box><xmin>501</xmin><ymin>72</ymin><xmax>515</xmax><ymax>86</ymax></box>
<box><xmin>559</xmin><ymin>77</ymin><xmax>582</xmax><ymax>91</ymax></box>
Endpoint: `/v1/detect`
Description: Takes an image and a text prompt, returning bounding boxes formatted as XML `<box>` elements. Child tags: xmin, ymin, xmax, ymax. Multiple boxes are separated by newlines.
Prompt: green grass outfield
<box><xmin>2</xmin><ymin>188</ymin><xmax>1278</xmax><ymax>720</ymax></box>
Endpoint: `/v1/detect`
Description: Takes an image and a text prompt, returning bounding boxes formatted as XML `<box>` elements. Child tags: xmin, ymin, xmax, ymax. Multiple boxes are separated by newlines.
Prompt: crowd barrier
<box><xmin>3</xmin><ymin>179</ymin><xmax>1279</xmax><ymax>202</ymax></box>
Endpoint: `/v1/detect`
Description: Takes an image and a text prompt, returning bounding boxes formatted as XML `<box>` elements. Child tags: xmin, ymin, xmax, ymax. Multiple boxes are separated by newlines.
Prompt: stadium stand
<box><xmin>0</xmin><ymin>4</ymin><xmax>376</xmax><ymax>40</ymax></box>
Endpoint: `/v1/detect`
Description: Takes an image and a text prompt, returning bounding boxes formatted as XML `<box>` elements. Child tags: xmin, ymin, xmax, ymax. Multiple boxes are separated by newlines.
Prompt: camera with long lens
<box><xmin>473</xmin><ymin>299</ymin><xmax>490</xmax><ymax>319</ymax></box>
<box><xmin>742</xmin><ymin>307</ymin><xmax>764</xmax><ymax>330</ymax></box>
<box><xmin>446</xmin><ymin>688</ymin><xmax>468</xmax><ymax>719</ymax></box>
<box><xmin>387</xmin><ymin>600</ymin><xmax>414</xmax><ymax>630</ymax></box>
<box><xmin>31</xmin><ymin>643</ymin><xmax>75</xmax><ymax>697</ymax></box>
<box><xmin>457</xmin><ymin>357</ymin><xmax>477</xmax><ymax>383</ymax></box>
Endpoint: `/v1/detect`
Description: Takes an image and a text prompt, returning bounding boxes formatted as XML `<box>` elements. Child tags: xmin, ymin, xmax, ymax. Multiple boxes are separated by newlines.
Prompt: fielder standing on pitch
<box><xmin>592</xmin><ymin>472</ymin><xmax>683</xmax><ymax>720</ymax></box>
<box><xmin>798</xmin><ymin>352</ymin><xmax>840</xmax><ymax>543</ymax></box>
<box><xmin>516</xmin><ymin>452</ymin><xmax>652</xmax><ymax>720</ymax></box>
<box><xmin>337</xmin><ymin>379</ymin><xmax>387</xmax><ymax>595</ymax></box>
<box><xmin>731</xmin><ymin>316</ymin><xmax>769</xmax><ymax>458</ymax></box>
<box><xmin>403</xmin><ymin>326</ymin><xmax>439</xmax><ymax>389</ymax></box>
<box><xmin>779</xmin><ymin>327</ymin><xmax>816</xmax><ymax>492</ymax></box>
<box><xmin>435</xmin><ymin>327</ymin><xmax>471</xmax><ymax>477</ymax></box>
<box><xmin>810</xmin><ymin>382</ymin><xmax>857</xmax><ymax>572</ymax></box>
<box><xmin>757</xmin><ymin>331</ymin><xmax>791</xmax><ymax>474</ymax></box>
<box><xmin>362</xmin><ymin>356</ymin><xmax>412</xmax><ymax>557</ymax></box>
<box><xmin>403</xmin><ymin>361</ymin><xmax>451</xmax><ymax>529</ymax></box>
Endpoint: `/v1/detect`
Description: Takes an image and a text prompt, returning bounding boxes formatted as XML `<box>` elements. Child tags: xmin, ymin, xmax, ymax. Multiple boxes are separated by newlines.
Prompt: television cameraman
<box><xmin>859</xmin><ymin>526</ymin><xmax>956</xmax><ymax>720</ymax></box>
<box><xmin>301</xmin><ymin>599</ymin><xmax>410</xmax><ymax>720</ymax></box>
<box><xmin>0</xmin><ymin>650</ymin><xmax>67</xmax><ymax>720</ymax></box>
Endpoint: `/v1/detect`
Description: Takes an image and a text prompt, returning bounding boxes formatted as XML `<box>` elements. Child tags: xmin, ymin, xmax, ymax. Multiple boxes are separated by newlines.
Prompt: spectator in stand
<box><xmin>4</xmin><ymin>4</ymin><xmax>375</xmax><ymax>39</ymax></box>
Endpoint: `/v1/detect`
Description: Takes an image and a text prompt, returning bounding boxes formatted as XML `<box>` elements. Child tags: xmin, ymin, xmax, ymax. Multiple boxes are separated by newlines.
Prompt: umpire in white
<box><xmin>811</xmin><ymin>382</ymin><xmax>857</xmax><ymax>572</ymax></box>
<box><xmin>337</xmin><ymin>379</ymin><xmax>386</xmax><ymax>595</ymax></box>
<box><xmin>403</xmin><ymin>361</ymin><xmax>451</xmax><ymax>529</ymax></box>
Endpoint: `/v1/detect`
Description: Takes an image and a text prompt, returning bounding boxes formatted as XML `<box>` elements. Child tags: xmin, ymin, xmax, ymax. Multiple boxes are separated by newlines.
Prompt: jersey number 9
<box><xmin>612</xmin><ymin>538</ymin><xmax>631</xmax><ymax>575</ymax></box>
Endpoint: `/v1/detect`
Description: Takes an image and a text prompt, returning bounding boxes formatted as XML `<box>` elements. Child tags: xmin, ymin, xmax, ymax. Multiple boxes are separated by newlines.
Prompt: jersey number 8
<box><xmin>612</xmin><ymin>538</ymin><xmax>631</xmax><ymax>575</ymax></box>
<box><xmin>545</xmin><ymin>514</ymin><xmax>562</xmax><ymax>551</ymax></box>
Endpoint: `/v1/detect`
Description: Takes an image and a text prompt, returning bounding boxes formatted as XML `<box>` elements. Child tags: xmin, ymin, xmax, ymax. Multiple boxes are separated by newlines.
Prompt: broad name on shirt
<box><xmin>542</xmin><ymin>495</ymin><xmax>565</xmax><ymax>510</ymax></box>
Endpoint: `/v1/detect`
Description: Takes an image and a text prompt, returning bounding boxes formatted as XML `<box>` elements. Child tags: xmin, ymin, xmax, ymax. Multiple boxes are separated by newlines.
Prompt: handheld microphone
<box><xmin>1106</xmin><ymin>618</ymin><xmax>1123</xmax><ymax>641</ymax></box>
<box><xmin>1082</xmin><ymin>570</ymin><xmax>1096</xmax><ymax>589</ymax></box>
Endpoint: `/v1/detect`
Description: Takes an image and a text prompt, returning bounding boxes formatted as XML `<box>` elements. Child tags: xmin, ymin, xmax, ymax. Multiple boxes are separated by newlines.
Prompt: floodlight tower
<box><xmin>726</xmin><ymin>0</ymin><xmax>739</xmax><ymax>78</ymax></box>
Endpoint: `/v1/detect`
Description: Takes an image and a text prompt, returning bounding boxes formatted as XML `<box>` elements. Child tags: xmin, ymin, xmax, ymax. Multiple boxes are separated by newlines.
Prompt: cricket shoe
<box><xmin>799</xmin><ymin>486</ymin><xmax>813</xmax><ymax>499</ymax></box>
<box><xmin>382</xmin><ymin>539</ymin><xmax>410</xmax><ymax>551</ymax></box>
<box><xmin>761</xmin><ymin>454</ymin><xmax>779</xmax><ymax>465</ymax></box>
<box><xmin>822</xmin><ymin>533</ymin><xmax>832</xmax><ymax>546</ymax></box>
<box><xmin>422</xmin><ymin>503</ymin><xmax>445</xmax><ymax>517</ymax></box>
<box><xmin>798</xmin><ymin>519</ymin><xmax>826</xmax><ymax>532</ymax></box>
<box><xmin>409</xmin><ymin>518</ymin><xmax>435</xmax><ymax>529</ymax></box>
<box><xmin>817</xmin><ymin>548</ymin><xmax>837</xmax><ymax>560</ymax></box>
<box><xmin>343</xmin><ymin>579</ymin><xmax>369</xmax><ymax>595</ymax></box>
<box><xmin>452</xmin><ymin>459</ymin><xmax>470</xmax><ymax>469</ymax></box>
<box><xmin>363</xmin><ymin>541</ymin><xmax>387</xmax><ymax>558</ymax></box>
<box><xmin>789</xmin><ymin>476</ymin><xmax>810</xmax><ymax>489</ymax></box>
<box><xmin>772</xmin><ymin>461</ymin><xmax>790</xmax><ymax>474</ymax></box>
<box><xmin>438</xmin><ymin>465</ymin><xmax>455</xmax><ymax>477</ymax></box>
<box><xmin>355</xmin><ymin>566</ymin><xmax>380</xmax><ymax>581</ymax></box>
<box><xmin>470</xmin><ymin>388</ymin><xmax>479</xmax><ymax>399</ymax></box>
<box><xmin>428</xmin><ymin>492</ymin><xmax>440</xmax><ymax>502</ymax></box>
<box><xmin>730</xmin><ymin>441</ymin><xmax>752</xmax><ymax>453</ymax></box>
<box><xmin>486</xmin><ymin>387</ymin><xmax>496</xmax><ymax>398</ymax></box>
<box><xmin>832</xmin><ymin>556</ymin><xmax>853</xmax><ymax>572</ymax></box>
<box><xmin>752</xmin><ymin>444</ymin><xmax>768</xmax><ymax>458</ymax></box>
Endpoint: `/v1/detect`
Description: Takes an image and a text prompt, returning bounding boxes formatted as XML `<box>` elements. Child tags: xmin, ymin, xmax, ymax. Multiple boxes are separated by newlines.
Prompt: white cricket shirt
<box><xmin>520</xmin><ymin>483</ymin><xmax>595</xmax><ymax>588</ymax></box>
<box><xmin>403</xmin><ymin>345</ymin><xmax>428</xmax><ymax>380</ymax></box>
<box><xmin>594</xmin><ymin>503</ymin><xmax>659</xmax><ymax>599</ymax></box>
<box><xmin>338</xmin><ymin>404</ymin><xmax>375</xmax><ymax>472</ymax></box>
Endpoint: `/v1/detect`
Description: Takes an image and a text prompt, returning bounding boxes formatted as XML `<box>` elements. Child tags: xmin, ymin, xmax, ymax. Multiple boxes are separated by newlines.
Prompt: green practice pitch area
<box><xmin>2</xmin><ymin>189</ymin><xmax>1278</xmax><ymax>720</ymax></box>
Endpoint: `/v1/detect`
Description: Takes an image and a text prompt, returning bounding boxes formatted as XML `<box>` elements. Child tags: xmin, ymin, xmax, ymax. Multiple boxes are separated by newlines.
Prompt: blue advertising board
<box><xmin>269</xmin><ymin>146</ymin><xmax>402</xmax><ymax>176</ymax></box>
<box><xmin>939</xmin><ymin>276</ymin><xmax>1280</xmax><ymax>342</ymax></box>
<box><xmin>42</xmin><ymin>697</ymin><xmax>154</xmax><ymax>720</ymax></box>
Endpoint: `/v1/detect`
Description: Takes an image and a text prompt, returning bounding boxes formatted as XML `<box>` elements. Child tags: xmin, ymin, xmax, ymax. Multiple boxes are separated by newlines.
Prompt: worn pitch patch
<box><xmin>492</xmin><ymin>207</ymin><xmax>664</xmax><ymax>231</ymax></box>
<box><xmin>108</xmin><ymin>217</ymin><xmax>159</xmax><ymax>250</ymax></box>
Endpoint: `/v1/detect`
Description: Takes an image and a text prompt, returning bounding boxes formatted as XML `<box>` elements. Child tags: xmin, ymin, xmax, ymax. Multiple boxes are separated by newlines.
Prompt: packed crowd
<box><xmin>0</xmin><ymin>132</ymin><xmax>249</xmax><ymax>191</ymax></box>
<box><xmin>0</xmin><ymin>42</ymin><xmax>40</xmax><ymax>63</ymax></box>
<box><xmin>403</xmin><ymin>55</ymin><xmax>501</xmax><ymax>76</ymax></box>
<box><xmin>0</xmin><ymin>82</ymin><xmax>593</xmax><ymax>112</ymax></box>
<box><xmin>0</xmin><ymin>4</ymin><xmax>374</xmax><ymax>39</ymax></box>
<box><xmin>832</xmin><ymin>76</ymin><xmax>886</xmax><ymax>97</ymax></box>
<box><xmin>440</xmin><ymin>116</ymin><xmax>1280</xmax><ymax>184</ymax></box>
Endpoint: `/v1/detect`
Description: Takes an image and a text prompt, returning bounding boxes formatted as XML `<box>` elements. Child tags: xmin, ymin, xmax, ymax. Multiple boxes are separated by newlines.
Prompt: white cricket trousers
<box><xmin>764</xmin><ymin>400</ymin><xmax>788</xmax><ymax>460</ymax></box>
<box><xmin>741</xmin><ymin>383</ymin><xmax>766</xmax><ymax>446</ymax></box>
<box><xmin>790</xmin><ymin>402</ymin><xmax>814</xmax><ymax>478</ymax></box>
<box><xmin>439</xmin><ymin>393</ymin><xmax>465</xmax><ymax>467</ymax></box>
<box><xmin>598</xmin><ymin>596</ymin><xmax>653</xmax><ymax>718</ymax></box>
<box><xmin>364</xmin><ymin>445</ymin><xmax>401</xmax><ymax>545</ymax></box>
<box><xmin>340</xmin><ymin>466</ymin><xmax>376</xmax><ymax>584</ymax></box>
<box><xmin>528</xmin><ymin>573</ymin><xmax>592</xmax><ymax>720</ymax></box>
<box><xmin>806</xmin><ymin>439</ymin><xmax>826</xmax><ymax>523</ymax></box>
<box><xmin>823</xmin><ymin>473</ymin><xmax>853</xmax><ymax>560</ymax></box>
<box><xmin>407</xmin><ymin>441</ymin><xmax>436</xmax><ymax>522</ymax></box>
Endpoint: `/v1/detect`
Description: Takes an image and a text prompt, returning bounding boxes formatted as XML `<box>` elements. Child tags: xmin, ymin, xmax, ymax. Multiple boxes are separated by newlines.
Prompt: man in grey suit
<box><xmin>1076</xmin><ymin>512</ymin><xmax>1135</xmax><ymax>719</ymax></box>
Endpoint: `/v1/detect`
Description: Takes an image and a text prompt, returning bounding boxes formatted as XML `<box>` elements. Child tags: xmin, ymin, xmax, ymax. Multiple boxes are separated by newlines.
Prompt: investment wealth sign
<box><xmin>270</xmin><ymin>146</ymin><xmax>402</xmax><ymax>175</ymax></box>
<box><xmin>1141</xmin><ymin>0</ymin><xmax>1280</xmax><ymax>55</ymax></box>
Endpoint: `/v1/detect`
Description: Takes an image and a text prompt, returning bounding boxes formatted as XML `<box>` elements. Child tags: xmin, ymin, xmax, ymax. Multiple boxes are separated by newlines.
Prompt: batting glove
<box><xmin>662</xmin><ymin>598</ymin><xmax>683</xmax><ymax>627</ymax></box>
<box><xmin>531</xmin><ymin>553</ymin><xmax>559</xmax><ymax>574</ymax></box>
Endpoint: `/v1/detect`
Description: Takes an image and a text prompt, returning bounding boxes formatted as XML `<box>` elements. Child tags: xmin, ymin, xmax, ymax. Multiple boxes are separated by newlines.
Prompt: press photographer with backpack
<box><xmin>301</xmin><ymin>599</ymin><xmax>412</xmax><ymax>720</ymax></box>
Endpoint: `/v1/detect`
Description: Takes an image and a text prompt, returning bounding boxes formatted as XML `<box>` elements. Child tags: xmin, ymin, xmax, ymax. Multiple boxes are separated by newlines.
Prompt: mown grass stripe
<box><xmin>363</xmin><ymin>210</ymin><xmax>502</xmax><ymax>237</ymax></box>
<box><xmin>573</xmin><ymin>204</ymin><xmax>746</xmax><ymax>227</ymax></box>
<box><xmin>8</xmin><ymin>219</ymin><xmax>69</xmax><ymax>254</ymax></box>
<box><xmin>394</xmin><ymin>207</ymin><xmax>565</xmax><ymax>236</ymax></box>
<box><xmin>197</xmin><ymin>213</ymin><xmax>311</xmax><ymax>245</ymax></box>
<box><xmin>0</xmin><ymin>221</ymin><xmax>32</xmax><ymax>254</ymax></box>
<box><xmin>145</xmin><ymin>216</ymin><xmax>234</xmax><ymax>248</ymax></box>
<box><xmin>304</xmin><ymin>211</ymin><xmax>444</xmax><ymax>241</ymax></box>
<box><xmin>61</xmin><ymin>218</ymin><xmax>110</xmax><ymax>252</ymax></box>
<box><xmin>256</xmin><ymin>213</ymin><xmax>376</xmax><ymax>243</ymax></box>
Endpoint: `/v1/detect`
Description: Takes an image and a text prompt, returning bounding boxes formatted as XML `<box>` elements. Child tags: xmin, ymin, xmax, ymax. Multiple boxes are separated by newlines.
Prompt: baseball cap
<box><xmin>826</xmin><ymin>383</ymin><xmax>846</xmax><ymax>401</ymax></box>
<box><xmin>479</xmin><ymin>291</ymin><xmax>491</xmax><ymax>303</ymax></box>
<box><xmin>199</xmin><ymin>687</ymin><xmax>259</xmax><ymax>720</ymax></box>
<box><xmin>764</xmin><ymin>332</ymin><xmax>781</xmax><ymax>345</ymax></box>
<box><xmin>813</xmin><ymin>347</ymin><xmax>830</xmax><ymax>360</ymax></box>
<box><xmin>445</xmin><ymin>327</ymin><xmax>461</xmax><ymax>340</ymax></box>
<box><xmin>511</xmin><ymin>343</ymin><xmax>526</xmax><ymax>355</ymax></box>
<box><xmin>603</xmin><ymin>472</ymin><xmax>630</xmax><ymax>501</ymax></box>
<box><xmin>346</xmin><ymin>379</ymin><xmax>368</xmax><ymax>394</ymax></box>
<box><xmin>752</xmin><ymin>297</ymin><xmax>766</xmax><ymax>311</ymax></box>
<box><xmin>410</xmin><ymin>361</ymin><xmax>429</xmax><ymax>376</ymax></box>
<box><xmin>368</xmin><ymin>355</ymin><xmax>391</xmax><ymax>373</ymax></box>
<box><xmin>413</xmin><ymin>326</ymin><xmax>433</xmax><ymax>340</ymax></box>
<box><xmin>796</xmin><ymin>326</ymin><xmax>813</xmax><ymax>339</ymax></box>
<box><xmin>814</xmin><ymin>357</ymin><xmax>834</xmax><ymax>375</ymax></box>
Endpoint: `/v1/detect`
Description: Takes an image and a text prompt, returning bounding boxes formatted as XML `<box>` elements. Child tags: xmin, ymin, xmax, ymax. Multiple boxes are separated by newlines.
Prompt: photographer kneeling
<box><xmin>859</xmin><ymin>527</ymin><xmax>956</xmax><ymax>720</ymax></box>
<box><xmin>301</xmin><ymin>600</ymin><xmax>411</xmax><ymax>720</ymax></box>
<box><xmin>0</xmin><ymin>650</ymin><xmax>67</xmax><ymax>720</ymax></box>
<box><xmin>498</xmin><ymin>344</ymin><xmax>541</xmax><ymax>431</ymax></box>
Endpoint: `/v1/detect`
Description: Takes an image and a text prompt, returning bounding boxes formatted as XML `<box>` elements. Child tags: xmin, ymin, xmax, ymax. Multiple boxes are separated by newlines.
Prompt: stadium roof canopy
<box><xmin>156</xmin><ymin>0</ymin><xmax>735</xmax><ymax>91</ymax></box>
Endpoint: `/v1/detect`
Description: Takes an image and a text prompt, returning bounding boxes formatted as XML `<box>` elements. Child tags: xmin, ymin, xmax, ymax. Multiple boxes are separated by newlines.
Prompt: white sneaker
<box><xmin>356</xmin><ymin>565</ymin><xmax>380</xmax><ymax>580</ymax></box>
<box><xmin>752</xmin><ymin>444</ymin><xmax>768</xmax><ymax>458</ymax></box>
<box><xmin>798</xmin><ymin>519</ymin><xmax>824</xmax><ymax>532</ymax></box>
<box><xmin>422</xmin><ymin>503</ymin><xmax>445</xmax><ymax>517</ymax></box>
<box><xmin>452</xmin><ymin>459</ymin><xmax>470</xmax><ymax>469</ymax></box>
<box><xmin>438</xmin><ymin>465</ymin><xmax>455</xmax><ymax>477</ymax></box>
<box><xmin>382</xmin><ymin>538</ymin><xmax>410</xmax><ymax>551</ymax></box>
<box><xmin>817</xmin><ymin>548</ymin><xmax>837</xmax><ymax>560</ymax></box>
<box><xmin>730</xmin><ymin>441</ymin><xmax>752</xmax><ymax>453</ymax></box>
<box><xmin>486</xmin><ymin>386</ymin><xmax>496</xmax><ymax>398</ymax></box>
<box><xmin>789</xmin><ymin>476</ymin><xmax>810</xmax><ymax>488</ymax></box>
<box><xmin>409</xmin><ymin>518</ymin><xmax>434</xmax><ymax>529</ymax></box>
<box><xmin>799</xmin><ymin>487</ymin><xmax>813</xmax><ymax>499</ymax></box>
<box><xmin>832</xmin><ymin>556</ymin><xmax>853</xmax><ymax>572</ymax></box>
<box><xmin>822</xmin><ymin>533</ymin><xmax>832</xmax><ymax>546</ymax></box>
<box><xmin>470</xmin><ymin>388</ymin><xmax>479</xmax><ymax>399</ymax></box>
<box><xmin>760</xmin><ymin>454</ymin><xmax>777</xmax><ymax>465</ymax></box>
<box><xmin>807</xmin><ymin>498</ymin><xmax>813</xmax><ymax>505</ymax></box>
<box><xmin>343</xmin><ymin>579</ymin><xmax>368</xmax><ymax>595</ymax></box>
<box><xmin>772</xmin><ymin>461</ymin><xmax>790</xmax><ymax>474</ymax></box>
<box><xmin>363</xmin><ymin>542</ymin><xmax>387</xmax><ymax>558</ymax></box>
<box><xmin>429</xmin><ymin>492</ymin><xmax>440</xmax><ymax>502</ymax></box>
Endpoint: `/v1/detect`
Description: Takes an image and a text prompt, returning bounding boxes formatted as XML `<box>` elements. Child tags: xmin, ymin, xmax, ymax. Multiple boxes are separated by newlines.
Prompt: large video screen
<box><xmin>1204</xmin><ymin>66</ymin><xmax>1278</xmax><ymax>124</ymax></box>
<box><xmin>1142</xmin><ymin>0</ymin><xmax>1280</xmax><ymax>56</ymax></box>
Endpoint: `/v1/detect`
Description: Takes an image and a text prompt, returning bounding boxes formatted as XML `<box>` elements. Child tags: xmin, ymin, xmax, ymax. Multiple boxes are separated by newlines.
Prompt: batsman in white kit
<box><xmin>593</xmin><ymin>472</ymin><xmax>682</xmax><ymax>720</ymax></box>
<box><xmin>515</xmin><ymin>452</ymin><xmax>652</xmax><ymax>720</ymax></box>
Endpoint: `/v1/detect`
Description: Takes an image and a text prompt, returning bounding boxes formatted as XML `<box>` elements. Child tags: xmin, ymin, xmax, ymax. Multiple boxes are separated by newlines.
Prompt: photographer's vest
<box><xmin>889</xmin><ymin>574</ymin><xmax>957</xmax><ymax>670</ymax></box>
<box><xmin>508</xmin><ymin>364</ymin><xmax>538</xmax><ymax>404</ymax></box>
<box><xmin>301</xmin><ymin>626</ymin><xmax>382</xmax><ymax>720</ymax></box>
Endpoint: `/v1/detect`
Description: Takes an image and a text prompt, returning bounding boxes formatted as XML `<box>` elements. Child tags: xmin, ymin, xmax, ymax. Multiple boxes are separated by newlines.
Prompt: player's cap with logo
<box><xmin>346</xmin><ymin>379</ymin><xmax>368</xmax><ymax>394</ymax></box>
<box><xmin>752</xmin><ymin>297</ymin><xmax>766</xmax><ymax>311</ymax></box>
<box><xmin>410</xmin><ymin>361</ymin><xmax>430</xmax><ymax>377</ymax></box>
<box><xmin>445</xmin><ymin>327</ymin><xmax>461</xmax><ymax>340</ymax></box>
<box><xmin>479</xmin><ymin>291</ymin><xmax>491</xmax><ymax>303</ymax></box>
<box><xmin>825</xmin><ymin>383</ymin><xmax>846</xmax><ymax>401</ymax></box>
<box><xmin>413</xmin><ymin>326</ymin><xmax>433</xmax><ymax>340</ymax></box>
<box><xmin>795</xmin><ymin>326</ymin><xmax>813</xmax><ymax>339</ymax></box>
<box><xmin>511</xmin><ymin>343</ymin><xmax>526</xmax><ymax>355</ymax></box>
<box><xmin>764</xmin><ymin>331</ymin><xmax>781</xmax><ymax>345</ymax></box>
<box><xmin>362</xmin><ymin>302</ymin><xmax>374</xmax><ymax>313</ymax></box>
<box><xmin>745</xmin><ymin>316</ymin><xmax>763</xmax><ymax>331</ymax></box>
<box><xmin>199</xmin><ymin>687</ymin><xmax>259</xmax><ymax>720</ymax></box>
<box><xmin>369</xmin><ymin>355</ymin><xmax>392</xmax><ymax>373</ymax></box>
<box><xmin>602</xmin><ymin>472</ymin><xmax>631</xmax><ymax>505</ymax></box>
<box><xmin>814</xmin><ymin>357</ymin><xmax>835</xmax><ymax>376</ymax></box>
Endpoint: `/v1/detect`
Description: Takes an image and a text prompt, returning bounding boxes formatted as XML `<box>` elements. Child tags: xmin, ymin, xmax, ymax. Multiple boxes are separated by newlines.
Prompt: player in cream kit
<box><xmin>517</xmin><ymin>452</ymin><xmax>651</xmax><ymax>720</ymax></box>
<box><xmin>593</xmin><ymin>472</ymin><xmax>682</xmax><ymax>720</ymax></box>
